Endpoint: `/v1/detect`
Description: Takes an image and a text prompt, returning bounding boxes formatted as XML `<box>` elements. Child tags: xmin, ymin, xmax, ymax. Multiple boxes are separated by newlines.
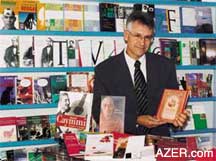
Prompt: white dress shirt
<box><xmin>124</xmin><ymin>49</ymin><xmax>147</xmax><ymax>84</ymax></box>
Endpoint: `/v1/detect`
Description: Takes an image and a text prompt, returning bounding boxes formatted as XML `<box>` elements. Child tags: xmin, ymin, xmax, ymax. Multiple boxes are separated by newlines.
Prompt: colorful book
<box><xmin>50</xmin><ymin>75</ymin><xmax>67</xmax><ymax>103</ymax></box>
<box><xmin>16</xmin><ymin>117</ymin><xmax>28</xmax><ymax>141</ymax></box>
<box><xmin>99</xmin><ymin>95</ymin><xmax>125</xmax><ymax>133</ymax></box>
<box><xmin>56</xmin><ymin>92</ymin><xmax>93</xmax><ymax>138</ymax></box>
<box><xmin>83</xmin><ymin>3</ymin><xmax>100</xmax><ymax>31</ymax></box>
<box><xmin>64</xmin><ymin>3</ymin><xmax>83</xmax><ymax>31</ymax></box>
<box><xmin>18</xmin><ymin>0</ymin><xmax>37</xmax><ymax>30</ymax></box>
<box><xmin>199</xmin><ymin>39</ymin><xmax>216</xmax><ymax>65</ymax></box>
<box><xmin>0</xmin><ymin>117</ymin><xmax>17</xmax><ymax>142</ymax></box>
<box><xmin>155</xmin><ymin>5</ymin><xmax>181</xmax><ymax>33</ymax></box>
<box><xmin>159</xmin><ymin>38</ymin><xmax>181</xmax><ymax>65</ymax></box>
<box><xmin>156</xmin><ymin>89</ymin><xmax>189</xmax><ymax>123</ymax></box>
<box><xmin>16</xmin><ymin>76</ymin><xmax>33</xmax><ymax>104</ymax></box>
<box><xmin>99</xmin><ymin>3</ymin><xmax>117</xmax><ymax>32</ymax></box>
<box><xmin>180</xmin><ymin>7</ymin><xmax>213</xmax><ymax>33</ymax></box>
<box><xmin>67</xmin><ymin>39</ymin><xmax>79</xmax><ymax>67</ymax></box>
<box><xmin>192</xmin><ymin>105</ymin><xmax>208</xmax><ymax>129</ymax></box>
<box><xmin>27</xmin><ymin>116</ymin><xmax>43</xmax><ymax>140</ymax></box>
<box><xmin>34</xmin><ymin>76</ymin><xmax>51</xmax><ymax>104</ymax></box>
<box><xmin>0</xmin><ymin>76</ymin><xmax>16</xmax><ymax>105</ymax></box>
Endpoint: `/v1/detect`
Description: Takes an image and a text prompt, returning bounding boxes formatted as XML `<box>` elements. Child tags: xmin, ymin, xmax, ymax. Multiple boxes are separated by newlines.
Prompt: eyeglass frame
<box><xmin>126</xmin><ymin>30</ymin><xmax>154</xmax><ymax>42</ymax></box>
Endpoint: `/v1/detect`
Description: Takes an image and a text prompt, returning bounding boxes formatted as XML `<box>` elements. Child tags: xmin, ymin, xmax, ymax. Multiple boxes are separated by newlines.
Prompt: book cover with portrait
<box><xmin>99</xmin><ymin>95</ymin><xmax>125</xmax><ymax>133</ymax></box>
<box><xmin>34</xmin><ymin>76</ymin><xmax>51</xmax><ymax>104</ymax></box>
<box><xmin>0</xmin><ymin>76</ymin><xmax>16</xmax><ymax>105</ymax></box>
<box><xmin>16</xmin><ymin>76</ymin><xmax>33</xmax><ymax>104</ymax></box>
<box><xmin>0</xmin><ymin>117</ymin><xmax>17</xmax><ymax>142</ymax></box>
<box><xmin>27</xmin><ymin>116</ymin><xmax>43</xmax><ymax>140</ymax></box>
<box><xmin>16</xmin><ymin>116</ymin><xmax>28</xmax><ymax>141</ymax></box>
<box><xmin>156</xmin><ymin>89</ymin><xmax>189</xmax><ymax>123</ymax></box>
<box><xmin>56</xmin><ymin>91</ymin><xmax>93</xmax><ymax>139</ymax></box>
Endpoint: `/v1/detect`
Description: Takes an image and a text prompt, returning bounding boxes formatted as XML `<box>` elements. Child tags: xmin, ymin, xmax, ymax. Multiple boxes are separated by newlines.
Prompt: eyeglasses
<box><xmin>3</xmin><ymin>15</ymin><xmax>15</xmax><ymax>19</ymax></box>
<box><xmin>127</xmin><ymin>30</ymin><xmax>154</xmax><ymax>42</ymax></box>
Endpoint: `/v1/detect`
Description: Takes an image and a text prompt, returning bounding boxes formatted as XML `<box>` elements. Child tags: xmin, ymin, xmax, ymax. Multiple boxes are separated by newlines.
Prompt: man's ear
<box><xmin>123</xmin><ymin>30</ymin><xmax>128</xmax><ymax>44</ymax></box>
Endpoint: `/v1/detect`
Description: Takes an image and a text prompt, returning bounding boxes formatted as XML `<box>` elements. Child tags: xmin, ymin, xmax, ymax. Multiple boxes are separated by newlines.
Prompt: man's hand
<box><xmin>172</xmin><ymin>110</ymin><xmax>190</xmax><ymax>127</ymax></box>
<box><xmin>137</xmin><ymin>115</ymin><xmax>167</xmax><ymax>128</ymax></box>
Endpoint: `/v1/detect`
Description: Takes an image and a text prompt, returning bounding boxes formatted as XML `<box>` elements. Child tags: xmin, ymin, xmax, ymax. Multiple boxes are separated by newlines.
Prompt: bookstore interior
<box><xmin>0</xmin><ymin>0</ymin><xmax>216</xmax><ymax>160</ymax></box>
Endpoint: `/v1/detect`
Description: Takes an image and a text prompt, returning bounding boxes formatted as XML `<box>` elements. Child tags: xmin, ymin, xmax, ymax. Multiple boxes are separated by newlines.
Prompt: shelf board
<box><xmin>0</xmin><ymin>67</ymin><xmax>94</xmax><ymax>73</ymax></box>
<box><xmin>176</xmin><ymin>65</ymin><xmax>215</xmax><ymax>70</ymax></box>
<box><xmin>189</xmin><ymin>97</ymin><xmax>216</xmax><ymax>102</ymax></box>
<box><xmin>0</xmin><ymin>103</ymin><xmax>57</xmax><ymax>110</ymax></box>
<box><xmin>0</xmin><ymin>138</ymin><xmax>58</xmax><ymax>148</ymax></box>
<box><xmin>171</xmin><ymin>128</ymin><xmax>216</xmax><ymax>136</ymax></box>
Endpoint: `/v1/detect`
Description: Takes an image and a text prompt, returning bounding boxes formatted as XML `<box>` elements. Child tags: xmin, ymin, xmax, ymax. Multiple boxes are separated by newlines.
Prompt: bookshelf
<box><xmin>0</xmin><ymin>0</ymin><xmax>215</xmax><ymax>153</ymax></box>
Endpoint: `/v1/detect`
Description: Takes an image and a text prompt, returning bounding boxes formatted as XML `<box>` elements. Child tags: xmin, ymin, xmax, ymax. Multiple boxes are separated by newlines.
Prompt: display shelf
<box><xmin>171</xmin><ymin>128</ymin><xmax>216</xmax><ymax>136</ymax></box>
<box><xmin>0</xmin><ymin>67</ymin><xmax>94</xmax><ymax>73</ymax></box>
<box><xmin>0</xmin><ymin>103</ymin><xmax>57</xmax><ymax>110</ymax></box>
<box><xmin>0</xmin><ymin>139</ymin><xmax>58</xmax><ymax>148</ymax></box>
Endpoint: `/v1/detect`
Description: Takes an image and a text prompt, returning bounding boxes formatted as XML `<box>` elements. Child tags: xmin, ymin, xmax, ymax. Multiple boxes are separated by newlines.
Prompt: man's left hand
<box><xmin>172</xmin><ymin>110</ymin><xmax>190</xmax><ymax>127</ymax></box>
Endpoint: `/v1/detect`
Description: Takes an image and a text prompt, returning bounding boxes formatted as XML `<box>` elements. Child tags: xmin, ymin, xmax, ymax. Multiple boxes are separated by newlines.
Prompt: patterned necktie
<box><xmin>134</xmin><ymin>60</ymin><xmax>148</xmax><ymax>115</ymax></box>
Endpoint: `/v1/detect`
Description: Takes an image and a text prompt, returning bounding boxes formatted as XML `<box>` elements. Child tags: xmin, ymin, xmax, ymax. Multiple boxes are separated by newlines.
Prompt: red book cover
<box><xmin>63</xmin><ymin>133</ymin><xmax>82</xmax><ymax>157</ymax></box>
<box><xmin>156</xmin><ymin>89</ymin><xmax>189</xmax><ymax>123</ymax></box>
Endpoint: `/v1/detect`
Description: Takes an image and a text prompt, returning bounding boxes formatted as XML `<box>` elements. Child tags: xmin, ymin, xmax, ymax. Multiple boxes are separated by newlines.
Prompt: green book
<box><xmin>193</xmin><ymin>113</ymin><xmax>207</xmax><ymax>130</ymax></box>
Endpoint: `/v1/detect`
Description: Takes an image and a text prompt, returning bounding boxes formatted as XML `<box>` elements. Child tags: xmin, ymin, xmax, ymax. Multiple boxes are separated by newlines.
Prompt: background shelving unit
<box><xmin>0</xmin><ymin>0</ymin><xmax>216</xmax><ymax>151</ymax></box>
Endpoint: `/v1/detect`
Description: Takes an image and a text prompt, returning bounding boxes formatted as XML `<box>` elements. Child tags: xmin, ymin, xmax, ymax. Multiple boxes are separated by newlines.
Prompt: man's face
<box><xmin>2</xmin><ymin>14</ymin><xmax>16</xmax><ymax>29</ymax></box>
<box><xmin>11</xmin><ymin>39</ymin><xmax>18</xmax><ymax>46</ymax></box>
<box><xmin>124</xmin><ymin>21</ymin><xmax>154</xmax><ymax>60</ymax></box>
<box><xmin>60</xmin><ymin>95</ymin><xmax>70</xmax><ymax>112</ymax></box>
<box><xmin>101</xmin><ymin>97</ymin><xmax>114</xmax><ymax>118</ymax></box>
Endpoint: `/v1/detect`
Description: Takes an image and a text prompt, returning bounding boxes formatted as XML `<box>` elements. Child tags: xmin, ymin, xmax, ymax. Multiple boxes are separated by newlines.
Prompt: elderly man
<box><xmin>2</xmin><ymin>8</ymin><xmax>17</xmax><ymax>30</ymax></box>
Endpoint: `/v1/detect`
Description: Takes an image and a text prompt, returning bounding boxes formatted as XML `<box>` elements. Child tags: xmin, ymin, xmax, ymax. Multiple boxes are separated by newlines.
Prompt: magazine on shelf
<box><xmin>0</xmin><ymin>0</ymin><xmax>19</xmax><ymax>30</ymax></box>
<box><xmin>13</xmin><ymin>149</ymin><xmax>27</xmax><ymax>161</ymax></box>
<box><xmin>0</xmin><ymin>117</ymin><xmax>17</xmax><ymax>142</ymax></box>
<box><xmin>83</xmin><ymin>3</ymin><xmax>100</xmax><ymax>32</ymax></box>
<box><xmin>159</xmin><ymin>38</ymin><xmax>181</xmax><ymax>65</ymax></box>
<box><xmin>67</xmin><ymin>72</ymin><xmax>94</xmax><ymax>93</ymax></box>
<box><xmin>0</xmin><ymin>35</ymin><xmax>20</xmax><ymax>67</ymax></box>
<box><xmin>19</xmin><ymin>36</ymin><xmax>35</xmax><ymax>67</ymax></box>
<box><xmin>27</xmin><ymin>116</ymin><xmax>43</xmax><ymax>140</ymax></box>
<box><xmin>67</xmin><ymin>39</ymin><xmax>79</xmax><ymax>67</ymax></box>
<box><xmin>199</xmin><ymin>39</ymin><xmax>216</xmax><ymax>65</ymax></box>
<box><xmin>63</xmin><ymin>3</ymin><xmax>83</xmax><ymax>31</ymax></box>
<box><xmin>155</xmin><ymin>5</ymin><xmax>181</xmax><ymax>33</ymax></box>
<box><xmin>99</xmin><ymin>3</ymin><xmax>117</xmax><ymax>32</ymax></box>
<box><xmin>133</xmin><ymin>3</ymin><xmax>155</xmax><ymax>18</ymax></box>
<box><xmin>18</xmin><ymin>0</ymin><xmax>37</xmax><ymax>30</ymax></box>
<box><xmin>156</xmin><ymin>89</ymin><xmax>189</xmax><ymax>123</ymax></box>
<box><xmin>16</xmin><ymin>116</ymin><xmax>28</xmax><ymax>141</ymax></box>
<box><xmin>34</xmin><ymin>76</ymin><xmax>51</xmax><ymax>104</ymax></box>
<box><xmin>180</xmin><ymin>7</ymin><xmax>213</xmax><ymax>33</ymax></box>
<box><xmin>0</xmin><ymin>76</ymin><xmax>16</xmax><ymax>105</ymax></box>
<box><xmin>56</xmin><ymin>91</ymin><xmax>93</xmax><ymax>139</ymax></box>
<box><xmin>99</xmin><ymin>95</ymin><xmax>125</xmax><ymax>133</ymax></box>
<box><xmin>192</xmin><ymin>105</ymin><xmax>208</xmax><ymax>129</ymax></box>
<box><xmin>50</xmin><ymin>75</ymin><xmax>67</xmax><ymax>103</ymax></box>
<box><xmin>16</xmin><ymin>76</ymin><xmax>33</xmax><ymax>104</ymax></box>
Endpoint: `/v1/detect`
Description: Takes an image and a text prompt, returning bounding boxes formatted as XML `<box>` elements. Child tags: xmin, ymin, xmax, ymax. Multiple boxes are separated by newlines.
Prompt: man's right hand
<box><xmin>137</xmin><ymin>115</ymin><xmax>167</xmax><ymax>128</ymax></box>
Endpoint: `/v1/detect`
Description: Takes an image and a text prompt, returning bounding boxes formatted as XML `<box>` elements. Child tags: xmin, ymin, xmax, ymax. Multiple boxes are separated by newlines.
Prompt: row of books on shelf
<box><xmin>0</xmin><ymin>72</ymin><xmax>94</xmax><ymax>105</ymax></box>
<box><xmin>177</xmin><ymin>72</ymin><xmax>213</xmax><ymax>98</ymax></box>
<box><xmin>0</xmin><ymin>115</ymin><xmax>56</xmax><ymax>143</ymax></box>
<box><xmin>0</xmin><ymin>69</ymin><xmax>213</xmax><ymax>105</ymax></box>
<box><xmin>0</xmin><ymin>133</ymin><xmax>215</xmax><ymax>161</ymax></box>
<box><xmin>1</xmin><ymin>1</ymin><xmax>216</xmax><ymax>34</ymax></box>
<box><xmin>0</xmin><ymin>35</ymin><xmax>124</xmax><ymax>68</ymax></box>
<box><xmin>2</xmin><ymin>35</ymin><xmax>216</xmax><ymax>68</ymax></box>
<box><xmin>152</xmin><ymin>38</ymin><xmax>216</xmax><ymax>66</ymax></box>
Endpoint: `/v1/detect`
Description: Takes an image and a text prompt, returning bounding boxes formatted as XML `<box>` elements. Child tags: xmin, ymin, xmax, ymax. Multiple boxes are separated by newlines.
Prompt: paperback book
<box><xmin>0</xmin><ymin>117</ymin><xmax>17</xmax><ymax>142</ymax></box>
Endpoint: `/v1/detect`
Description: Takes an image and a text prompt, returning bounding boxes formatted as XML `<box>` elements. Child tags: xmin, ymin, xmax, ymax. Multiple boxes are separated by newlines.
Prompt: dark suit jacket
<box><xmin>41</xmin><ymin>45</ymin><xmax>53</xmax><ymax>67</ymax></box>
<box><xmin>92</xmin><ymin>51</ymin><xmax>178</xmax><ymax>136</ymax></box>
